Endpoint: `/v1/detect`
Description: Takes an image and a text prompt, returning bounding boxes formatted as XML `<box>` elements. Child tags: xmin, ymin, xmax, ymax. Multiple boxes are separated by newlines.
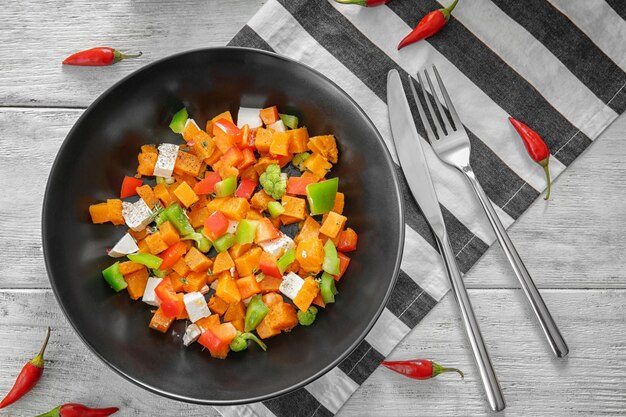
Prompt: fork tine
<box><xmin>432</xmin><ymin>64</ymin><xmax>462</xmax><ymax>130</ymax></box>
<box><xmin>424</xmin><ymin>69</ymin><xmax>454</xmax><ymax>134</ymax></box>
<box><xmin>416</xmin><ymin>71</ymin><xmax>445</xmax><ymax>140</ymax></box>
<box><xmin>408</xmin><ymin>76</ymin><xmax>437</xmax><ymax>143</ymax></box>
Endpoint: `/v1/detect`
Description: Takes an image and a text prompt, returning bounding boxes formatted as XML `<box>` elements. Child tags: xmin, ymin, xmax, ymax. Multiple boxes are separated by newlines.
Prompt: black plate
<box><xmin>42</xmin><ymin>47</ymin><xmax>404</xmax><ymax>405</ymax></box>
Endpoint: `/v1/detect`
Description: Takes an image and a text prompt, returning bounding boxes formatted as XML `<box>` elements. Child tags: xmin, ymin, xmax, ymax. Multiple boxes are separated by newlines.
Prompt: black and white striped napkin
<box><xmin>218</xmin><ymin>1</ymin><xmax>626</xmax><ymax>415</ymax></box>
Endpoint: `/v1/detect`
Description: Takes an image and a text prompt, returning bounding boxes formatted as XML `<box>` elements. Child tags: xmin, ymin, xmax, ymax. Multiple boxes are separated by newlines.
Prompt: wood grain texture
<box><xmin>0</xmin><ymin>0</ymin><xmax>264</xmax><ymax>108</ymax></box>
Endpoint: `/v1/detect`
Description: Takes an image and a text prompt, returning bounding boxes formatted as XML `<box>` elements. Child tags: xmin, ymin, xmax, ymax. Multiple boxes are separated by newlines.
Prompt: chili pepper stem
<box><xmin>540</xmin><ymin>158</ymin><xmax>551</xmax><ymax>200</ymax></box>
<box><xmin>334</xmin><ymin>0</ymin><xmax>367</xmax><ymax>4</ymax></box>
<box><xmin>432</xmin><ymin>362</ymin><xmax>464</xmax><ymax>379</ymax></box>
<box><xmin>35</xmin><ymin>405</ymin><xmax>61</xmax><ymax>417</ymax></box>
<box><xmin>441</xmin><ymin>0</ymin><xmax>460</xmax><ymax>20</ymax></box>
<box><xmin>30</xmin><ymin>326</ymin><xmax>51</xmax><ymax>368</ymax></box>
<box><xmin>113</xmin><ymin>50</ymin><xmax>142</xmax><ymax>63</ymax></box>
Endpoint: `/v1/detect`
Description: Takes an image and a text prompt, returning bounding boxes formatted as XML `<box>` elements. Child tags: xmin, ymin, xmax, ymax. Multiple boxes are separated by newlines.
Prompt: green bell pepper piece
<box><xmin>102</xmin><ymin>262</ymin><xmax>127</xmax><ymax>292</ymax></box>
<box><xmin>322</xmin><ymin>240</ymin><xmax>340</xmax><ymax>275</ymax></box>
<box><xmin>306</xmin><ymin>177</ymin><xmax>338</xmax><ymax>215</ymax></box>
<box><xmin>267</xmin><ymin>201</ymin><xmax>285</xmax><ymax>218</ymax></box>
<box><xmin>277</xmin><ymin>248</ymin><xmax>296</xmax><ymax>274</ymax></box>
<box><xmin>320</xmin><ymin>272</ymin><xmax>338</xmax><ymax>304</ymax></box>
<box><xmin>213</xmin><ymin>233</ymin><xmax>235</xmax><ymax>253</ymax></box>
<box><xmin>244</xmin><ymin>295</ymin><xmax>270</xmax><ymax>332</ymax></box>
<box><xmin>215</xmin><ymin>176</ymin><xmax>237</xmax><ymax>197</ymax></box>
<box><xmin>127</xmin><ymin>253</ymin><xmax>163</xmax><ymax>269</ymax></box>
<box><xmin>235</xmin><ymin>220</ymin><xmax>259</xmax><ymax>245</ymax></box>
<box><xmin>229</xmin><ymin>331</ymin><xmax>267</xmax><ymax>352</ymax></box>
<box><xmin>279</xmin><ymin>113</ymin><xmax>299</xmax><ymax>129</ymax></box>
<box><xmin>161</xmin><ymin>203</ymin><xmax>194</xmax><ymax>236</ymax></box>
<box><xmin>169</xmin><ymin>107</ymin><xmax>188</xmax><ymax>134</ymax></box>
<box><xmin>151</xmin><ymin>268</ymin><xmax>169</xmax><ymax>278</ymax></box>
<box><xmin>182</xmin><ymin>229</ymin><xmax>212</xmax><ymax>253</ymax></box>
<box><xmin>292</xmin><ymin>152</ymin><xmax>311</xmax><ymax>171</ymax></box>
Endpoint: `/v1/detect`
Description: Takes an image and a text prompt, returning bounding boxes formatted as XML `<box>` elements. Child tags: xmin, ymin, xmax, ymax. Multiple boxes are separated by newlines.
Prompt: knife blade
<box><xmin>386</xmin><ymin>69</ymin><xmax>446</xmax><ymax>240</ymax></box>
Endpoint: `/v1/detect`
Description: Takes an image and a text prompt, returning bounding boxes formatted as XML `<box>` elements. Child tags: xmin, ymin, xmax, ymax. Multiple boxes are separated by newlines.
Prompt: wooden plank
<box><xmin>0</xmin><ymin>0</ymin><xmax>264</xmax><ymax>107</ymax></box>
<box><xmin>1</xmin><ymin>109</ymin><xmax>625</xmax><ymax>289</ymax></box>
<box><xmin>1</xmin><ymin>289</ymin><xmax>624</xmax><ymax>416</ymax></box>
<box><xmin>341</xmin><ymin>288</ymin><xmax>626</xmax><ymax>416</ymax></box>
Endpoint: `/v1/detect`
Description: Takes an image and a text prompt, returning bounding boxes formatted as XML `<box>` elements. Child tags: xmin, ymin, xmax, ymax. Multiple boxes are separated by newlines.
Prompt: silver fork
<box><xmin>410</xmin><ymin>65</ymin><xmax>569</xmax><ymax>359</ymax></box>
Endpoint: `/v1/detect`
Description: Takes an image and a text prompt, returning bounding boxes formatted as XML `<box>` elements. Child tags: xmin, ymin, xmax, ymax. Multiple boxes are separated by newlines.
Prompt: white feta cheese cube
<box><xmin>153</xmin><ymin>143</ymin><xmax>179</xmax><ymax>178</ymax></box>
<box><xmin>183</xmin><ymin>323</ymin><xmax>202</xmax><ymax>347</ymax></box>
<box><xmin>108</xmin><ymin>233</ymin><xmax>139</xmax><ymax>258</ymax></box>
<box><xmin>227</xmin><ymin>220</ymin><xmax>239</xmax><ymax>234</ymax></box>
<box><xmin>183</xmin><ymin>292</ymin><xmax>211</xmax><ymax>323</ymax></box>
<box><xmin>268</xmin><ymin>119</ymin><xmax>286</xmax><ymax>132</ymax></box>
<box><xmin>237</xmin><ymin>107</ymin><xmax>263</xmax><ymax>129</ymax></box>
<box><xmin>258</xmin><ymin>233</ymin><xmax>295</xmax><ymax>257</ymax></box>
<box><xmin>142</xmin><ymin>277</ymin><xmax>163</xmax><ymax>307</ymax></box>
<box><xmin>280</xmin><ymin>272</ymin><xmax>305</xmax><ymax>300</ymax></box>
<box><xmin>122</xmin><ymin>199</ymin><xmax>154</xmax><ymax>232</ymax></box>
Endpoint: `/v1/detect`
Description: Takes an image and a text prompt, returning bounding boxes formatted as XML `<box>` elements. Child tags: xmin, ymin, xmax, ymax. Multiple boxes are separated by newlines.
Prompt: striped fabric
<box><xmin>217</xmin><ymin>1</ymin><xmax>626</xmax><ymax>415</ymax></box>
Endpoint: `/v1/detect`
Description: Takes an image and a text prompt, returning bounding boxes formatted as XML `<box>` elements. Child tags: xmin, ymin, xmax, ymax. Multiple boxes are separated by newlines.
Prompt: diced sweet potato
<box><xmin>137</xmin><ymin>151</ymin><xmax>157</xmax><ymax>177</ymax></box>
<box><xmin>295</xmin><ymin>216</ymin><xmax>321</xmax><ymax>244</ymax></box>
<box><xmin>128</xmin><ymin>228</ymin><xmax>149</xmax><ymax>241</ymax></box>
<box><xmin>107</xmin><ymin>199</ymin><xmax>125</xmax><ymax>225</ymax></box>
<box><xmin>172</xmin><ymin>257</ymin><xmax>190</xmax><ymax>276</ymax></box>
<box><xmin>262</xmin><ymin>292</ymin><xmax>284</xmax><ymax>307</ymax></box>
<box><xmin>250</xmin><ymin>190</ymin><xmax>274</xmax><ymax>212</ymax></box>
<box><xmin>253</xmin><ymin>156</ymin><xmax>279</xmax><ymax>176</ymax></box>
<box><xmin>119</xmin><ymin>261</ymin><xmax>144</xmax><ymax>276</ymax></box>
<box><xmin>137</xmin><ymin>238</ymin><xmax>150</xmax><ymax>253</ymax></box>
<box><xmin>153</xmin><ymin>183</ymin><xmax>175</xmax><ymax>207</ymax></box>
<box><xmin>296</xmin><ymin>238</ymin><xmax>324</xmax><ymax>274</ymax></box>
<box><xmin>213</xmin><ymin>251</ymin><xmax>235</xmax><ymax>275</ymax></box>
<box><xmin>144</xmin><ymin>232</ymin><xmax>169</xmax><ymax>255</ymax></box>
<box><xmin>246</xmin><ymin>208</ymin><xmax>264</xmax><ymax>220</ymax></box>
<box><xmin>292</xmin><ymin>277</ymin><xmax>320</xmax><ymax>312</ymax></box>
<box><xmin>259</xmin><ymin>275</ymin><xmax>283</xmax><ymax>294</ymax></box>
<box><xmin>266</xmin><ymin>302</ymin><xmax>298</xmax><ymax>332</ymax></box>
<box><xmin>332</xmin><ymin>192</ymin><xmax>345</xmax><ymax>214</ymax></box>
<box><xmin>215</xmin><ymin>270</ymin><xmax>241</xmax><ymax>304</ymax></box>
<box><xmin>301</xmin><ymin>153</ymin><xmax>332</xmax><ymax>179</ymax></box>
<box><xmin>269</xmin><ymin>131</ymin><xmax>290</xmax><ymax>156</ymax></box>
<box><xmin>208</xmin><ymin>295</ymin><xmax>229</xmax><ymax>316</ymax></box>
<box><xmin>279</xmin><ymin>215</ymin><xmax>300</xmax><ymax>226</ymax></box>
<box><xmin>234</xmin><ymin>247</ymin><xmax>262</xmax><ymax>277</ymax></box>
<box><xmin>256</xmin><ymin>318</ymin><xmax>280</xmax><ymax>339</ymax></box>
<box><xmin>220</xmin><ymin>197</ymin><xmax>249</xmax><ymax>221</ymax></box>
<box><xmin>228</xmin><ymin>243</ymin><xmax>252</xmax><ymax>259</ymax></box>
<box><xmin>254</xmin><ymin>128</ymin><xmax>273</xmax><ymax>153</ymax></box>
<box><xmin>184</xmin><ymin>247</ymin><xmax>212</xmax><ymax>272</ymax></box>
<box><xmin>206</xmin><ymin>197</ymin><xmax>227</xmax><ymax>214</ymax></box>
<box><xmin>158</xmin><ymin>221</ymin><xmax>180</xmax><ymax>246</ymax></box>
<box><xmin>183</xmin><ymin>271</ymin><xmax>208</xmax><ymax>293</ymax></box>
<box><xmin>281</xmin><ymin>195</ymin><xmax>307</xmax><ymax>220</ymax></box>
<box><xmin>230</xmin><ymin>319</ymin><xmax>245</xmax><ymax>332</ymax></box>
<box><xmin>224</xmin><ymin>301</ymin><xmax>246</xmax><ymax>322</ymax></box>
<box><xmin>319</xmin><ymin>211</ymin><xmax>347</xmax><ymax>239</ymax></box>
<box><xmin>89</xmin><ymin>202</ymin><xmax>109</xmax><ymax>224</ymax></box>
<box><xmin>287</xmin><ymin>127</ymin><xmax>309</xmax><ymax>154</ymax></box>
<box><xmin>124</xmin><ymin>268</ymin><xmax>149</xmax><ymax>300</ymax></box>
<box><xmin>173</xmin><ymin>181</ymin><xmax>199</xmax><ymax>208</ymax></box>
<box><xmin>136</xmin><ymin>185</ymin><xmax>159</xmax><ymax>208</ymax></box>
<box><xmin>149</xmin><ymin>307</ymin><xmax>174</xmax><ymax>333</ymax></box>
<box><xmin>183</xmin><ymin>122</ymin><xmax>216</xmax><ymax>161</ymax></box>
<box><xmin>174</xmin><ymin>151</ymin><xmax>202</xmax><ymax>177</ymax></box>
<box><xmin>236</xmin><ymin>275</ymin><xmax>262</xmax><ymax>299</ymax></box>
<box><xmin>170</xmin><ymin>271</ymin><xmax>186</xmax><ymax>292</ymax></box>
<box><xmin>196</xmin><ymin>315</ymin><xmax>221</xmax><ymax>334</ymax></box>
<box><xmin>188</xmin><ymin>205</ymin><xmax>210</xmax><ymax>229</ymax></box>
<box><xmin>308</xmin><ymin>134</ymin><xmax>338</xmax><ymax>163</ymax></box>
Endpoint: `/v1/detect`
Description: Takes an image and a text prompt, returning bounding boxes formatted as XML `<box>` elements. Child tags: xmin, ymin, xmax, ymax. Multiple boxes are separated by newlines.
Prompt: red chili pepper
<box><xmin>62</xmin><ymin>47</ymin><xmax>142</xmax><ymax>66</ymax></box>
<box><xmin>36</xmin><ymin>403</ymin><xmax>119</xmax><ymax>417</ymax></box>
<box><xmin>508</xmin><ymin>117</ymin><xmax>552</xmax><ymax>200</ymax></box>
<box><xmin>334</xmin><ymin>0</ymin><xmax>391</xmax><ymax>6</ymax></box>
<box><xmin>381</xmin><ymin>359</ymin><xmax>464</xmax><ymax>380</ymax></box>
<box><xmin>0</xmin><ymin>327</ymin><xmax>51</xmax><ymax>409</ymax></box>
<box><xmin>397</xmin><ymin>0</ymin><xmax>459</xmax><ymax>50</ymax></box>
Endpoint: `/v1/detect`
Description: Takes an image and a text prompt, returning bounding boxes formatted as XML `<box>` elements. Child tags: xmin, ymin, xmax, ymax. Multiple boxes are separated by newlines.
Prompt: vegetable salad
<box><xmin>88</xmin><ymin>105</ymin><xmax>358</xmax><ymax>359</ymax></box>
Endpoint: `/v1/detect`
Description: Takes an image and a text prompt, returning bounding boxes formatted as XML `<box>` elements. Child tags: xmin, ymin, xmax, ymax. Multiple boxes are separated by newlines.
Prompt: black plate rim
<box><xmin>41</xmin><ymin>46</ymin><xmax>405</xmax><ymax>405</ymax></box>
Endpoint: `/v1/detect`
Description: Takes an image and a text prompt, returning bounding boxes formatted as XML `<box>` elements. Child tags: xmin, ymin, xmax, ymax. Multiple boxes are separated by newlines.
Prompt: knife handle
<box><xmin>437</xmin><ymin>233</ymin><xmax>506</xmax><ymax>412</ymax></box>
<box><xmin>463</xmin><ymin>167</ymin><xmax>569</xmax><ymax>359</ymax></box>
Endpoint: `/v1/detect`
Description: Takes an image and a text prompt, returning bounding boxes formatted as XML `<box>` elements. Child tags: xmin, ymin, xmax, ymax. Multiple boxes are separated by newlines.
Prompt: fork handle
<box><xmin>462</xmin><ymin>167</ymin><xmax>569</xmax><ymax>358</ymax></box>
<box><xmin>436</xmin><ymin>233</ymin><xmax>506</xmax><ymax>412</ymax></box>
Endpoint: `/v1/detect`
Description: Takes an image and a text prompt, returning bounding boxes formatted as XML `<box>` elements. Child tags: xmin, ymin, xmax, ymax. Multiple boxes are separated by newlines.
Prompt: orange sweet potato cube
<box><xmin>213</xmin><ymin>251</ymin><xmax>235</xmax><ymax>275</ymax></box>
<box><xmin>287</xmin><ymin>127</ymin><xmax>309</xmax><ymax>154</ymax></box>
<box><xmin>144</xmin><ymin>232</ymin><xmax>169</xmax><ymax>255</ymax></box>
<box><xmin>172</xmin><ymin>257</ymin><xmax>190</xmax><ymax>276</ymax></box>
<box><xmin>253</xmin><ymin>156</ymin><xmax>279</xmax><ymax>176</ymax></box>
<box><xmin>230</xmin><ymin>318</ymin><xmax>245</xmax><ymax>332</ymax></box>
<box><xmin>266</xmin><ymin>302</ymin><xmax>298</xmax><ymax>332</ymax></box>
<box><xmin>234</xmin><ymin>247</ymin><xmax>262</xmax><ymax>277</ymax></box>
<box><xmin>128</xmin><ymin>228</ymin><xmax>149</xmax><ymax>241</ymax></box>
<box><xmin>296</xmin><ymin>238</ymin><xmax>324</xmax><ymax>274</ymax></box>
<box><xmin>269</xmin><ymin>131</ymin><xmax>290</xmax><ymax>156</ymax></box>
<box><xmin>208</xmin><ymin>295</ymin><xmax>229</xmax><ymax>316</ymax></box>
<box><xmin>119</xmin><ymin>261</ymin><xmax>144</xmax><ymax>276</ymax></box>
<box><xmin>183</xmin><ymin>271</ymin><xmax>208</xmax><ymax>293</ymax></box>
<box><xmin>174</xmin><ymin>151</ymin><xmax>202</xmax><ymax>177</ymax></box>
<box><xmin>196</xmin><ymin>315</ymin><xmax>220</xmax><ymax>332</ymax></box>
<box><xmin>137</xmin><ymin>152</ymin><xmax>157</xmax><ymax>177</ymax></box>
<box><xmin>254</xmin><ymin>128</ymin><xmax>273</xmax><ymax>153</ymax></box>
<box><xmin>170</xmin><ymin>271</ymin><xmax>186</xmax><ymax>292</ymax></box>
<box><xmin>256</xmin><ymin>318</ymin><xmax>280</xmax><ymax>339</ymax></box>
<box><xmin>229</xmin><ymin>243</ymin><xmax>252</xmax><ymax>259</ymax></box>
<box><xmin>215</xmin><ymin>271</ymin><xmax>241</xmax><ymax>304</ymax></box>
<box><xmin>206</xmin><ymin>197</ymin><xmax>227</xmax><ymax>214</ymax></box>
<box><xmin>220</xmin><ymin>197</ymin><xmax>250</xmax><ymax>221</ymax></box>
<box><xmin>124</xmin><ymin>268</ymin><xmax>149</xmax><ymax>300</ymax></box>
<box><xmin>89</xmin><ymin>202</ymin><xmax>109</xmax><ymax>224</ymax></box>
<box><xmin>188</xmin><ymin>206</ymin><xmax>210</xmax><ymax>229</ymax></box>
<box><xmin>158</xmin><ymin>221</ymin><xmax>180</xmax><ymax>246</ymax></box>
<box><xmin>308</xmin><ymin>134</ymin><xmax>338</xmax><ymax>163</ymax></box>
<box><xmin>292</xmin><ymin>277</ymin><xmax>320</xmax><ymax>312</ymax></box>
<box><xmin>281</xmin><ymin>195</ymin><xmax>306</xmax><ymax>220</ymax></box>
<box><xmin>136</xmin><ymin>185</ymin><xmax>159</xmax><ymax>209</ymax></box>
<box><xmin>149</xmin><ymin>307</ymin><xmax>174</xmax><ymax>333</ymax></box>
<box><xmin>173</xmin><ymin>181</ymin><xmax>199</xmax><ymax>208</ymax></box>
<box><xmin>137</xmin><ymin>238</ymin><xmax>150</xmax><ymax>253</ymax></box>
<box><xmin>250</xmin><ymin>190</ymin><xmax>274</xmax><ymax>212</ymax></box>
<box><xmin>319</xmin><ymin>211</ymin><xmax>347</xmax><ymax>239</ymax></box>
<box><xmin>333</xmin><ymin>192</ymin><xmax>345</xmax><ymax>214</ymax></box>
<box><xmin>224</xmin><ymin>301</ymin><xmax>246</xmax><ymax>322</ymax></box>
<box><xmin>301</xmin><ymin>153</ymin><xmax>332</xmax><ymax>179</ymax></box>
<box><xmin>153</xmin><ymin>183</ymin><xmax>176</xmax><ymax>207</ymax></box>
<box><xmin>107</xmin><ymin>199</ymin><xmax>125</xmax><ymax>225</ymax></box>
<box><xmin>236</xmin><ymin>275</ymin><xmax>262</xmax><ymax>300</ymax></box>
<box><xmin>184</xmin><ymin>247</ymin><xmax>212</xmax><ymax>272</ymax></box>
<box><xmin>295</xmin><ymin>216</ymin><xmax>320</xmax><ymax>244</ymax></box>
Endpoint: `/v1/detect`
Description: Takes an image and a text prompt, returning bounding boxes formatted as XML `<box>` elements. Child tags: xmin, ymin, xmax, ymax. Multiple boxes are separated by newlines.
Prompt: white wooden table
<box><xmin>1</xmin><ymin>1</ymin><xmax>625</xmax><ymax>416</ymax></box>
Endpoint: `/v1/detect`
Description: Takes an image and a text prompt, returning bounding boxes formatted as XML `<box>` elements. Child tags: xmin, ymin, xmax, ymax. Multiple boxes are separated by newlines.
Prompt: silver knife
<box><xmin>387</xmin><ymin>69</ymin><xmax>506</xmax><ymax>412</ymax></box>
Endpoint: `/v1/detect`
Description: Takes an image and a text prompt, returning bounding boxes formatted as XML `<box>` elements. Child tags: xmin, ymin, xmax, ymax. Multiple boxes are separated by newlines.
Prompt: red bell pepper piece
<box><xmin>194</xmin><ymin>172</ymin><xmax>222</xmax><ymax>195</ymax></box>
<box><xmin>259</xmin><ymin>251</ymin><xmax>282</xmax><ymax>278</ymax></box>
<box><xmin>337</xmin><ymin>228</ymin><xmax>358</xmax><ymax>252</ymax></box>
<box><xmin>213</xmin><ymin>119</ymin><xmax>242</xmax><ymax>149</ymax></box>
<box><xmin>221</xmin><ymin>147</ymin><xmax>244</xmax><ymax>168</ymax></box>
<box><xmin>237</xmin><ymin>148</ymin><xmax>257</xmax><ymax>170</ymax></box>
<box><xmin>255</xmin><ymin>218</ymin><xmax>281</xmax><ymax>243</ymax></box>
<box><xmin>235</xmin><ymin>178</ymin><xmax>257</xmax><ymax>200</ymax></box>
<box><xmin>154</xmin><ymin>277</ymin><xmax>184</xmax><ymax>317</ymax></box>
<box><xmin>159</xmin><ymin>241</ymin><xmax>187</xmax><ymax>271</ymax></box>
<box><xmin>120</xmin><ymin>176</ymin><xmax>142</xmax><ymax>199</ymax></box>
<box><xmin>334</xmin><ymin>253</ymin><xmax>351</xmax><ymax>281</ymax></box>
<box><xmin>198</xmin><ymin>323</ymin><xmax>238</xmax><ymax>359</ymax></box>
<box><xmin>286</xmin><ymin>176</ymin><xmax>316</xmax><ymax>196</ymax></box>
<box><xmin>204</xmin><ymin>211</ymin><xmax>229</xmax><ymax>241</ymax></box>
<box><xmin>260</xmin><ymin>106</ymin><xmax>280</xmax><ymax>125</ymax></box>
